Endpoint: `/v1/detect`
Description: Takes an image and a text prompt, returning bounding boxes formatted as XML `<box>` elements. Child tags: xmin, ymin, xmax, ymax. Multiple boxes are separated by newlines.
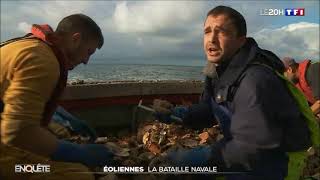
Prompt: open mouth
<box><xmin>207</xmin><ymin>47</ymin><xmax>219</xmax><ymax>56</ymax></box>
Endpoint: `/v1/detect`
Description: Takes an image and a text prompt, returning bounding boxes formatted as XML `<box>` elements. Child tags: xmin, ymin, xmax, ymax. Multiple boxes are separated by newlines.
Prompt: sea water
<box><xmin>68</xmin><ymin>63</ymin><xmax>204</xmax><ymax>83</ymax></box>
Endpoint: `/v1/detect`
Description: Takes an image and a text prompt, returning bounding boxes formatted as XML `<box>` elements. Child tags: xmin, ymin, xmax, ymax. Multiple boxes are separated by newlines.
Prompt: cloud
<box><xmin>18</xmin><ymin>1</ymin><xmax>92</xmax><ymax>24</ymax></box>
<box><xmin>17</xmin><ymin>22</ymin><xmax>32</xmax><ymax>33</ymax></box>
<box><xmin>255</xmin><ymin>22</ymin><xmax>319</xmax><ymax>61</ymax></box>
<box><xmin>112</xmin><ymin>1</ymin><xmax>205</xmax><ymax>33</ymax></box>
<box><xmin>1</xmin><ymin>1</ymin><xmax>319</xmax><ymax>65</ymax></box>
<box><xmin>1</xmin><ymin>1</ymin><xmax>94</xmax><ymax>41</ymax></box>
<box><xmin>107</xmin><ymin>1</ymin><xmax>207</xmax><ymax>60</ymax></box>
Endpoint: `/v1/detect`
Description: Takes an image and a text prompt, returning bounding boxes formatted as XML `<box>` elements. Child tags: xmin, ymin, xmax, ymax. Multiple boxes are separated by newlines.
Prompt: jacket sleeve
<box><xmin>1</xmin><ymin>41</ymin><xmax>60</xmax><ymax>157</ymax></box>
<box><xmin>182</xmin><ymin>77</ymin><xmax>216</xmax><ymax>129</ymax></box>
<box><xmin>306</xmin><ymin>62</ymin><xmax>320</xmax><ymax>100</ymax></box>
<box><xmin>210</xmin><ymin>66</ymin><xmax>302</xmax><ymax>169</ymax></box>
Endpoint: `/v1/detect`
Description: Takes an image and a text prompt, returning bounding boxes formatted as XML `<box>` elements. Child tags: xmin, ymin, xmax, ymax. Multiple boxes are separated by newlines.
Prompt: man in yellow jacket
<box><xmin>0</xmin><ymin>14</ymin><xmax>114</xmax><ymax>180</ymax></box>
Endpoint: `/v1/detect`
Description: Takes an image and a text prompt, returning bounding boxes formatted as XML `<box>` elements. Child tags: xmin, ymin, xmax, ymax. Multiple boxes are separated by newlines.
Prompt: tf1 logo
<box><xmin>285</xmin><ymin>8</ymin><xmax>305</xmax><ymax>16</ymax></box>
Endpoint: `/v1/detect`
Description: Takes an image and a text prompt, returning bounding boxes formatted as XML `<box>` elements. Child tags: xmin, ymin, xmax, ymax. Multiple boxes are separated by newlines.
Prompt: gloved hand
<box><xmin>51</xmin><ymin>140</ymin><xmax>115</xmax><ymax>167</ymax></box>
<box><xmin>152</xmin><ymin>99</ymin><xmax>188</xmax><ymax>123</ymax></box>
<box><xmin>52</xmin><ymin>106</ymin><xmax>97</xmax><ymax>142</ymax></box>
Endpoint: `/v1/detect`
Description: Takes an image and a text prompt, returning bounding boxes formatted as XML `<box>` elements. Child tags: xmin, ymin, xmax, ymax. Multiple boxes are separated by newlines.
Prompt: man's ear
<box><xmin>71</xmin><ymin>33</ymin><xmax>82</xmax><ymax>46</ymax></box>
<box><xmin>287</xmin><ymin>67</ymin><xmax>293</xmax><ymax>73</ymax></box>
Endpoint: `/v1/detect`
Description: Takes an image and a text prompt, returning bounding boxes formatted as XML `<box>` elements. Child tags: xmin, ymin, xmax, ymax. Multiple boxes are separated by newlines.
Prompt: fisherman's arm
<box><xmin>1</xmin><ymin>45</ymin><xmax>60</xmax><ymax>156</ymax></box>
<box><xmin>1</xmin><ymin>44</ymin><xmax>114</xmax><ymax>167</ymax></box>
<box><xmin>182</xmin><ymin>76</ymin><xmax>216</xmax><ymax>129</ymax></box>
<box><xmin>162</xmin><ymin>67</ymin><xmax>303</xmax><ymax>171</ymax></box>
<box><xmin>307</xmin><ymin>62</ymin><xmax>320</xmax><ymax>116</ymax></box>
<box><xmin>209</xmin><ymin>67</ymin><xmax>305</xmax><ymax>169</ymax></box>
<box><xmin>306</xmin><ymin>62</ymin><xmax>320</xmax><ymax>101</ymax></box>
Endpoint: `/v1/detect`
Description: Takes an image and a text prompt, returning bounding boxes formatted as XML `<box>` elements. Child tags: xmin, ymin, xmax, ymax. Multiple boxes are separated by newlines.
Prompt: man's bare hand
<box><xmin>311</xmin><ymin>100</ymin><xmax>320</xmax><ymax>115</ymax></box>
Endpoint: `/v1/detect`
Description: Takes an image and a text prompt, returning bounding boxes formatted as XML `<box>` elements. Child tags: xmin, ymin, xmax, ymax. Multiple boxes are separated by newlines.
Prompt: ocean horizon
<box><xmin>68</xmin><ymin>63</ymin><xmax>205</xmax><ymax>83</ymax></box>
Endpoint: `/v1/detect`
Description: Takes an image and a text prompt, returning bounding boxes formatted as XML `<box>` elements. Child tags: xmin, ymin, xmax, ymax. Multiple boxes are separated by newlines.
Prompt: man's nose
<box><xmin>210</xmin><ymin>30</ymin><xmax>218</xmax><ymax>42</ymax></box>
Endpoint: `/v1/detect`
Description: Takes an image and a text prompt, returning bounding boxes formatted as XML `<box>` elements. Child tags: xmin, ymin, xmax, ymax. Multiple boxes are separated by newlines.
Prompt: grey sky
<box><xmin>1</xmin><ymin>0</ymin><xmax>319</xmax><ymax>66</ymax></box>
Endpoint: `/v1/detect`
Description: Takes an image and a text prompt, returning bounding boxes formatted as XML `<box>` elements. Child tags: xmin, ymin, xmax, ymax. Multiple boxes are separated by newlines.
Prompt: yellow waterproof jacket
<box><xmin>0</xmin><ymin>38</ymin><xmax>60</xmax><ymax>157</ymax></box>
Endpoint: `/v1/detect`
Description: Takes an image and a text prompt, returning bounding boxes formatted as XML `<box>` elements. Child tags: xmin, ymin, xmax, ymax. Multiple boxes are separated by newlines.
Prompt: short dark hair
<box><xmin>290</xmin><ymin>63</ymin><xmax>299</xmax><ymax>71</ymax></box>
<box><xmin>282</xmin><ymin>57</ymin><xmax>299</xmax><ymax>70</ymax></box>
<box><xmin>56</xmin><ymin>14</ymin><xmax>104</xmax><ymax>49</ymax></box>
<box><xmin>206</xmin><ymin>6</ymin><xmax>247</xmax><ymax>37</ymax></box>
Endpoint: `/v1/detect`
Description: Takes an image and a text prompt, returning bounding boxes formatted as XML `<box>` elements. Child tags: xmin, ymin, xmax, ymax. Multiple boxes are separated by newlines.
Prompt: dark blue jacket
<box><xmin>182</xmin><ymin>38</ymin><xmax>310</xmax><ymax>179</ymax></box>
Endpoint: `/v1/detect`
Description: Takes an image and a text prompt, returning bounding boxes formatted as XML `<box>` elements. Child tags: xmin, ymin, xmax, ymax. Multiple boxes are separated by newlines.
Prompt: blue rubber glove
<box><xmin>165</xmin><ymin>145</ymin><xmax>212</xmax><ymax>167</ymax></box>
<box><xmin>51</xmin><ymin>140</ymin><xmax>114</xmax><ymax>167</ymax></box>
<box><xmin>52</xmin><ymin>106</ymin><xmax>97</xmax><ymax>142</ymax></box>
<box><xmin>154</xmin><ymin>106</ymin><xmax>189</xmax><ymax>123</ymax></box>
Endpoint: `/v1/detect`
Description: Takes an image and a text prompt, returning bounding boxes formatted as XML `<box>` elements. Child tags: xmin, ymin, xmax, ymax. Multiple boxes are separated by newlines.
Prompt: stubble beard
<box><xmin>202</xmin><ymin>61</ymin><xmax>218</xmax><ymax>78</ymax></box>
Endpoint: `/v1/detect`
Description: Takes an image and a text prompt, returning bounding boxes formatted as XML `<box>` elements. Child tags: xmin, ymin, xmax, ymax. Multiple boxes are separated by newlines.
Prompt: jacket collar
<box><xmin>31</xmin><ymin>24</ymin><xmax>54</xmax><ymax>45</ymax></box>
<box><xmin>30</xmin><ymin>24</ymin><xmax>69</xmax><ymax>69</ymax></box>
<box><xmin>211</xmin><ymin>37</ymin><xmax>285</xmax><ymax>103</ymax></box>
<box><xmin>215</xmin><ymin>37</ymin><xmax>259</xmax><ymax>89</ymax></box>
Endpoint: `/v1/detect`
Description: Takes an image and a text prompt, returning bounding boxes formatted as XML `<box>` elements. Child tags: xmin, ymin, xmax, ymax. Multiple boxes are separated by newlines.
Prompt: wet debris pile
<box><xmin>303</xmin><ymin>147</ymin><xmax>320</xmax><ymax>179</ymax></box>
<box><xmin>65</xmin><ymin>121</ymin><xmax>222</xmax><ymax>168</ymax></box>
<box><xmin>62</xmin><ymin>121</ymin><xmax>222</xmax><ymax>180</ymax></box>
<box><xmin>62</xmin><ymin>120</ymin><xmax>319</xmax><ymax>179</ymax></box>
<box><xmin>137</xmin><ymin>121</ymin><xmax>222</xmax><ymax>155</ymax></box>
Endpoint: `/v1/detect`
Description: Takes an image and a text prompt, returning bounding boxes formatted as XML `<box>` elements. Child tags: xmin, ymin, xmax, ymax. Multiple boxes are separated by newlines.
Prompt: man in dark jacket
<box><xmin>152</xmin><ymin>6</ymin><xmax>311</xmax><ymax>180</ymax></box>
